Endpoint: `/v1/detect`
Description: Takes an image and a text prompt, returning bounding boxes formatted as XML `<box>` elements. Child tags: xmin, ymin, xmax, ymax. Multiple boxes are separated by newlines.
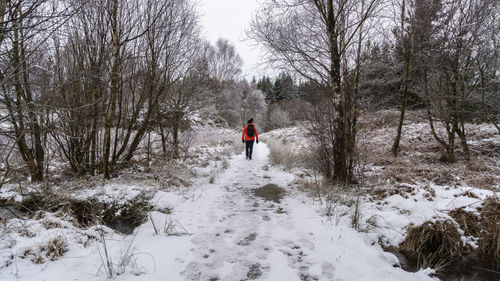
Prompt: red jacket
<box><xmin>242</xmin><ymin>123</ymin><xmax>258</xmax><ymax>141</ymax></box>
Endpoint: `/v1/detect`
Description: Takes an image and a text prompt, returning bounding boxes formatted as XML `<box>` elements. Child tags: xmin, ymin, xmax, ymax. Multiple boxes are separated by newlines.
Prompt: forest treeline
<box><xmin>0</xmin><ymin>0</ymin><xmax>250</xmax><ymax>182</ymax></box>
<box><xmin>249</xmin><ymin>0</ymin><xmax>499</xmax><ymax>183</ymax></box>
<box><xmin>0</xmin><ymin>0</ymin><xmax>498</xmax><ymax>185</ymax></box>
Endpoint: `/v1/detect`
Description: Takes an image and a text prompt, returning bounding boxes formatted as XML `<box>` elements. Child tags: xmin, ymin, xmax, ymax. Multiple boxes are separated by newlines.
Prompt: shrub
<box><xmin>266</xmin><ymin>107</ymin><xmax>291</xmax><ymax>130</ymax></box>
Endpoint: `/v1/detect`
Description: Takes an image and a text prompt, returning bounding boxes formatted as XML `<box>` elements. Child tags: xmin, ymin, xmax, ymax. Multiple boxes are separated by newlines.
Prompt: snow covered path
<box><xmin>0</xmin><ymin>143</ymin><xmax>436</xmax><ymax>281</ymax></box>
<box><xmin>151</xmin><ymin>143</ymin><xmax>435</xmax><ymax>281</ymax></box>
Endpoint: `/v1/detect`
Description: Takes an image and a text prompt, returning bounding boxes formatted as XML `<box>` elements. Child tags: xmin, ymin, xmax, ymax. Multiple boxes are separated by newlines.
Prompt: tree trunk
<box><xmin>325</xmin><ymin>0</ymin><xmax>349</xmax><ymax>184</ymax></box>
<box><xmin>455</xmin><ymin>122</ymin><xmax>470</xmax><ymax>161</ymax></box>
<box><xmin>349</xmin><ymin>0</ymin><xmax>364</xmax><ymax>180</ymax></box>
<box><xmin>20</xmin><ymin>27</ymin><xmax>44</xmax><ymax>181</ymax></box>
<box><xmin>103</xmin><ymin>0</ymin><xmax>119</xmax><ymax>179</ymax></box>
<box><xmin>159</xmin><ymin>122</ymin><xmax>167</xmax><ymax>156</ymax></box>
<box><xmin>10</xmin><ymin>14</ymin><xmax>43</xmax><ymax>181</ymax></box>
<box><xmin>423</xmin><ymin>70</ymin><xmax>455</xmax><ymax>163</ymax></box>
<box><xmin>392</xmin><ymin>67</ymin><xmax>410</xmax><ymax>157</ymax></box>
<box><xmin>392</xmin><ymin>0</ymin><xmax>411</xmax><ymax>157</ymax></box>
<box><xmin>172</xmin><ymin>111</ymin><xmax>181</xmax><ymax>159</ymax></box>
<box><xmin>447</xmin><ymin>124</ymin><xmax>456</xmax><ymax>163</ymax></box>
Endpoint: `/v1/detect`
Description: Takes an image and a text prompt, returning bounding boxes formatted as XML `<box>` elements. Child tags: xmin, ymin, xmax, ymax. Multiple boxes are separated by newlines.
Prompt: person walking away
<box><xmin>242</xmin><ymin>118</ymin><xmax>258</xmax><ymax>160</ymax></box>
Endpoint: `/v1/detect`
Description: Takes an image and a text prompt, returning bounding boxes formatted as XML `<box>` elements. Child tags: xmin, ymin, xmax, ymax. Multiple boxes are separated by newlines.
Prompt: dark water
<box><xmin>437</xmin><ymin>254</ymin><xmax>500</xmax><ymax>281</ymax></box>
<box><xmin>105</xmin><ymin>219</ymin><xmax>137</xmax><ymax>235</ymax></box>
<box><xmin>0</xmin><ymin>206</ymin><xmax>24</xmax><ymax>220</ymax></box>
<box><xmin>385</xmin><ymin>248</ymin><xmax>500</xmax><ymax>281</ymax></box>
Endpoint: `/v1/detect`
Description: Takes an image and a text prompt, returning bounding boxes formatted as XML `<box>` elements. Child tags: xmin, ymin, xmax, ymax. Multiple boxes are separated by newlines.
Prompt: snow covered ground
<box><xmin>0</xmin><ymin>141</ymin><xmax>438</xmax><ymax>281</ymax></box>
<box><xmin>1</xmin><ymin>118</ymin><xmax>499</xmax><ymax>281</ymax></box>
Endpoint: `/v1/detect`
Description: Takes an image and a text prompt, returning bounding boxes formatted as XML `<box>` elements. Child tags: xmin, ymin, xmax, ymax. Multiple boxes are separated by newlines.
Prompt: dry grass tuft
<box><xmin>478</xmin><ymin>196</ymin><xmax>500</xmax><ymax>259</ymax></box>
<box><xmin>465</xmin><ymin>175</ymin><xmax>496</xmax><ymax>189</ymax></box>
<box><xmin>19</xmin><ymin>235</ymin><xmax>69</xmax><ymax>263</ymax></box>
<box><xmin>448</xmin><ymin>208</ymin><xmax>480</xmax><ymax>237</ymax></box>
<box><xmin>45</xmin><ymin>236</ymin><xmax>68</xmax><ymax>261</ymax></box>
<box><xmin>400</xmin><ymin>220</ymin><xmax>464</xmax><ymax>268</ymax></box>
<box><xmin>219</xmin><ymin>140</ymin><xmax>243</xmax><ymax>157</ymax></box>
<box><xmin>266</xmin><ymin>138</ymin><xmax>305</xmax><ymax>171</ymax></box>
<box><xmin>42</xmin><ymin>217</ymin><xmax>62</xmax><ymax>229</ymax></box>
<box><xmin>361</xmin><ymin>110</ymin><xmax>401</xmax><ymax>128</ymax></box>
<box><xmin>370</xmin><ymin>184</ymin><xmax>416</xmax><ymax>200</ymax></box>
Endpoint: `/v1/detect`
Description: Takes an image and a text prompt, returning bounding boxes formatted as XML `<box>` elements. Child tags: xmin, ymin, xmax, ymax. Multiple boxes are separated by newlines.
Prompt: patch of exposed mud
<box><xmin>253</xmin><ymin>184</ymin><xmax>286</xmax><ymax>203</ymax></box>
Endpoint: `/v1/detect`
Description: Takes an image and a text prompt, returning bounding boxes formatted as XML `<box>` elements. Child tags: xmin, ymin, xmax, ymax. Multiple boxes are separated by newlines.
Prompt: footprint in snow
<box><xmin>299</xmin><ymin>239</ymin><xmax>315</xmax><ymax>250</ymax></box>
<box><xmin>321</xmin><ymin>262</ymin><xmax>335</xmax><ymax>278</ymax></box>
<box><xmin>299</xmin><ymin>272</ymin><xmax>320</xmax><ymax>281</ymax></box>
<box><xmin>237</xmin><ymin>232</ymin><xmax>257</xmax><ymax>246</ymax></box>
<box><xmin>246</xmin><ymin>263</ymin><xmax>263</xmax><ymax>280</ymax></box>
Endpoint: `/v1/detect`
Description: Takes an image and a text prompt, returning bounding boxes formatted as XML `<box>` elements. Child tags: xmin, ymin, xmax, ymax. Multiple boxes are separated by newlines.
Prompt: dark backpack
<box><xmin>247</xmin><ymin>124</ymin><xmax>255</xmax><ymax>137</ymax></box>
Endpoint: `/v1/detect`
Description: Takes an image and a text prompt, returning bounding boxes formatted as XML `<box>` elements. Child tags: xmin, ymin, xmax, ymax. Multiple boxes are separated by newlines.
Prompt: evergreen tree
<box><xmin>272</xmin><ymin>72</ymin><xmax>296</xmax><ymax>102</ymax></box>
<box><xmin>256</xmin><ymin>76</ymin><xmax>273</xmax><ymax>102</ymax></box>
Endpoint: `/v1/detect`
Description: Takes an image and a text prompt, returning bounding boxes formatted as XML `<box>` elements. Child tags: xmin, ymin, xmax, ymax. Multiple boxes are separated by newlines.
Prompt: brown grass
<box><xmin>448</xmin><ymin>208</ymin><xmax>480</xmax><ymax>237</ymax></box>
<box><xmin>360</xmin><ymin>111</ymin><xmax>500</xmax><ymax>190</ymax></box>
<box><xmin>478</xmin><ymin>196</ymin><xmax>500</xmax><ymax>259</ymax></box>
<box><xmin>370</xmin><ymin>184</ymin><xmax>416</xmax><ymax>200</ymax></box>
<box><xmin>400</xmin><ymin>220</ymin><xmax>464</xmax><ymax>268</ymax></box>
<box><xmin>266</xmin><ymin>138</ymin><xmax>306</xmax><ymax>171</ymax></box>
<box><xmin>45</xmin><ymin>236</ymin><xmax>68</xmax><ymax>261</ymax></box>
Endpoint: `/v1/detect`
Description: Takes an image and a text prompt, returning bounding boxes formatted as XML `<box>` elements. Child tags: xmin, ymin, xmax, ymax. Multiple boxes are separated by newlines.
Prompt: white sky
<box><xmin>198</xmin><ymin>0</ymin><xmax>268</xmax><ymax>80</ymax></box>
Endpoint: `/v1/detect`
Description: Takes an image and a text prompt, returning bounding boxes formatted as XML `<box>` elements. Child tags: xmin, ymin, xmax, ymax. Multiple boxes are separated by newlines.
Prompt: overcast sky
<box><xmin>199</xmin><ymin>0</ymin><xmax>267</xmax><ymax>80</ymax></box>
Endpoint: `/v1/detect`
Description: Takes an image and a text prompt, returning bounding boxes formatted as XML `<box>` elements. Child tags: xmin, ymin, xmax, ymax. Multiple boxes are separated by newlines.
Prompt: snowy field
<box><xmin>0</xmin><ymin>120</ymin><xmax>499</xmax><ymax>281</ymax></box>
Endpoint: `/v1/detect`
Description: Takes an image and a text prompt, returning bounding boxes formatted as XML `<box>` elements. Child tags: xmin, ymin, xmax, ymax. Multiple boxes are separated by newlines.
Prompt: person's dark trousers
<box><xmin>245</xmin><ymin>140</ymin><xmax>254</xmax><ymax>159</ymax></box>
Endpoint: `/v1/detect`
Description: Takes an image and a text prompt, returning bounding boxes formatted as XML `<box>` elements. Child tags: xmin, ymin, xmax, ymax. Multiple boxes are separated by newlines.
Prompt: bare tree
<box><xmin>159</xmin><ymin>56</ymin><xmax>211</xmax><ymax>158</ymax></box>
<box><xmin>45</xmin><ymin>0</ymin><xmax>110</xmax><ymax>175</ymax></box>
<box><xmin>205</xmin><ymin>38</ymin><xmax>243</xmax><ymax>88</ymax></box>
<box><xmin>42</xmin><ymin>0</ymin><xmax>201</xmax><ymax>176</ymax></box>
<box><xmin>249</xmin><ymin>0</ymin><xmax>381</xmax><ymax>184</ymax></box>
<box><xmin>0</xmin><ymin>0</ymin><xmax>73</xmax><ymax>181</ymax></box>
<box><xmin>413</xmin><ymin>0</ymin><xmax>497</xmax><ymax>162</ymax></box>
<box><xmin>475</xmin><ymin>2</ymin><xmax>500</xmax><ymax>132</ymax></box>
<box><xmin>218</xmin><ymin>81</ymin><xmax>266</xmax><ymax>127</ymax></box>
